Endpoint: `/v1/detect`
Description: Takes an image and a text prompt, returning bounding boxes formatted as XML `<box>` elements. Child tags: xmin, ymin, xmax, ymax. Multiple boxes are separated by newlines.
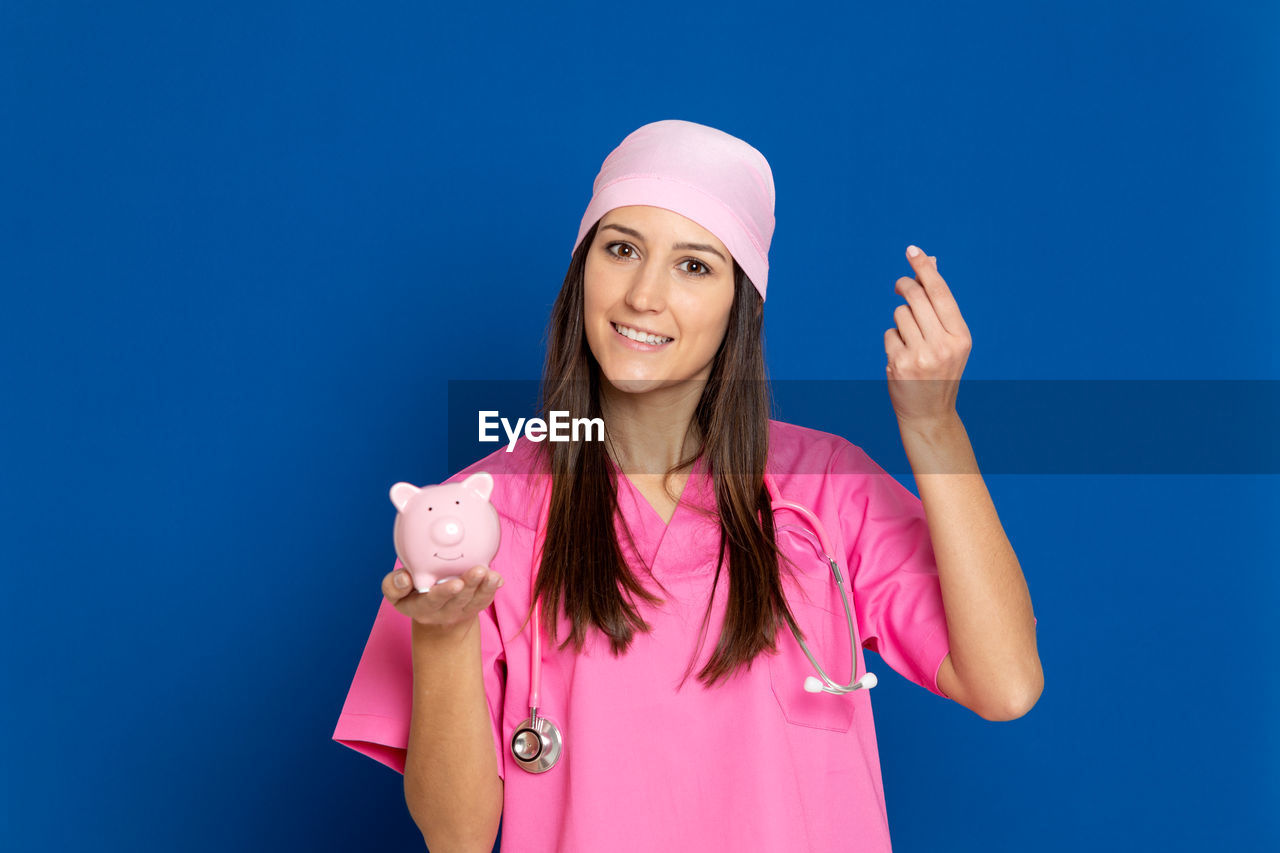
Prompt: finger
<box><xmin>382</xmin><ymin>569</ymin><xmax>414</xmax><ymax>603</ymax></box>
<box><xmin>892</xmin><ymin>301</ymin><xmax>923</xmax><ymax>349</ymax></box>
<box><xmin>905</xmin><ymin>246</ymin><xmax>967</xmax><ymax>337</ymax></box>
<box><xmin>894</xmin><ymin>275</ymin><xmax>945</xmax><ymax>342</ymax></box>
<box><xmin>468</xmin><ymin>570</ymin><xmax>506</xmax><ymax>610</ymax></box>
<box><xmin>397</xmin><ymin>577</ymin><xmax>460</xmax><ymax>622</ymax></box>
<box><xmin>904</xmin><ymin>245</ymin><xmax>969</xmax><ymax>337</ymax></box>
<box><xmin>439</xmin><ymin>566</ymin><xmax>488</xmax><ymax>615</ymax></box>
<box><xmin>883</xmin><ymin>327</ymin><xmax>907</xmax><ymax>372</ymax></box>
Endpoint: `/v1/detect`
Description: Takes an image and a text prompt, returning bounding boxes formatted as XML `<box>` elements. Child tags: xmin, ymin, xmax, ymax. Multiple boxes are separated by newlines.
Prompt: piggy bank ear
<box><xmin>461</xmin><ymin>471</ymin><xmax>494</xmax><ymax>501</ymax></box>
<box><xmin>389</xmin><ymin>482</ymin><xmax>420</xmax><ymax>512</ymax></box>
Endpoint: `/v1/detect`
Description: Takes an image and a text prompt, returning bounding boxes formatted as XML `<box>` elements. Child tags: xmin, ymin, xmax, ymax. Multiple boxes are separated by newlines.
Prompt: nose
<box><xmin>624</xmin><ymin>261</ymin><xmax>669</xmax><ymax>313</ymax></box>
<box><xmin>431</xmin><ymin>516</ymin><xmax>465</xmax><ymax>547</ymax></box>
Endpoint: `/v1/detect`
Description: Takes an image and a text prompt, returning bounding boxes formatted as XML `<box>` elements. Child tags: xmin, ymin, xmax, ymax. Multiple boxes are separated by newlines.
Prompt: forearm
<box><xmin>898</xmin><ymin>411</ymin><xmax>1043</xmax><ymax>717</ymax></box>
<box><xmin>404</xmin><ymin>617</ymin><xmax>504</xmax><ymax>853</ymax></box>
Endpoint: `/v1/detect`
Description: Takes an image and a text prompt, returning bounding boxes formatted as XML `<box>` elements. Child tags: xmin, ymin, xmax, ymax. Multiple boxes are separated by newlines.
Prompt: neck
<box><xmin>600</xmin><ymin>380</ymin><xmax>705</xmax><ymax>476</ymax></box>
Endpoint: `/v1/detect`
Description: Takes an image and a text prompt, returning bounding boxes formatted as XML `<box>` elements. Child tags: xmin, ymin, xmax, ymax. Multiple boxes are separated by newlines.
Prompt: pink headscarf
<box><xmin>571</xmin><ymin>119</ymin><xmax>776</xmax><ymax>301</ymax></box>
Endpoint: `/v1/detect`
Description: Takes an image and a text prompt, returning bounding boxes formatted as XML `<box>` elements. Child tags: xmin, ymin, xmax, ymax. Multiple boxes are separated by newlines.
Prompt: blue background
<box><xmin>3</xmin><ymin>1</ymin><xmax>1276</xmax><ymax>851</ymax></box>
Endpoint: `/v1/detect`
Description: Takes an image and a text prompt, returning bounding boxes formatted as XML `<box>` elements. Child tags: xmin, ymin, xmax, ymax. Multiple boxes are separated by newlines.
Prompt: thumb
<box><xmin>905</xmin><ymin>244</ymin><xmax>938</xmax><ymax>276</ymax></box>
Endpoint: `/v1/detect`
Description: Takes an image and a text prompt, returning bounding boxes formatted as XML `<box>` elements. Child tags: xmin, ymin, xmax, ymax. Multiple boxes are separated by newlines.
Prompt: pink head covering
<box><xmin>571</xmin><ymin>119</ymin><xmax>776</xmax><ymax>301</ymax></box>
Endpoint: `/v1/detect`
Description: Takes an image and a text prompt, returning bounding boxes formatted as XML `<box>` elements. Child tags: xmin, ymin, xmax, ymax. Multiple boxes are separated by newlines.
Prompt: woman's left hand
<box><xmin>884</xmin><ymin>245</ymin><xmax>972</xmax><ymax>427</ymax></box>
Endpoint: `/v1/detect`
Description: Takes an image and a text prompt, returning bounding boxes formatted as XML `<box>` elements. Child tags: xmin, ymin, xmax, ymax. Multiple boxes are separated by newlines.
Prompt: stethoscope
<box><xmin>509</xmin><ymin>469</ymin><xmax>878</xmax><ymax>774</ymax></box>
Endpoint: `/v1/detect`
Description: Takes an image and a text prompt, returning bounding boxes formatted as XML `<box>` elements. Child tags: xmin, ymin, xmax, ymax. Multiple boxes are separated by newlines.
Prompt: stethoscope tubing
<box><xmin>764</xmin><ymin>471</ymin><xmax>873</xmax><ymax>695</ymax></box>
<box><xmin>513</xmin><ymin>467</ymin><xmax>873</xmax><ymax>773</ymax></box>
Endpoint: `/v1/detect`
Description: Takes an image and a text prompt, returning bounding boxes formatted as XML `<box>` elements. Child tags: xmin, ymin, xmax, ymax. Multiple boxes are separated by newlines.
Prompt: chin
<box><xmin>603</xmin><ymin>375</ymin><xmax>667</xmax><ymax>395</ymax></box>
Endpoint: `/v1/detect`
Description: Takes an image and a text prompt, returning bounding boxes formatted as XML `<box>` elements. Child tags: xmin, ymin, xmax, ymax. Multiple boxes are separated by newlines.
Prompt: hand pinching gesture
<box><xmin>885</xmin><ymin>245</ymin><xmax>973</xmax><ymax>427</ymax></box>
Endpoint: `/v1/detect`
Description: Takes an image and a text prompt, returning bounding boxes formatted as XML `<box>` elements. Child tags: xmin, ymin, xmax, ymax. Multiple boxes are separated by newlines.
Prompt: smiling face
<box><xmin>583</xmin><ymin>205</ymin><xmax>736</xmax><ymax>396</ymax></box>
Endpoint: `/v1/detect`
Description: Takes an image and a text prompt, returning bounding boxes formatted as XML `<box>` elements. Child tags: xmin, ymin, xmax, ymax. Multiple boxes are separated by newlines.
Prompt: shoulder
<box><xmin>442</xmin><ymin>437</ymin><xmax>549</xmax><ymax>532</ymax></box>
<box><xmin>765</xmin><ymin>419</ymin><xmax>894</xmax><ymax>516</ymax></box>
<box><xmin>767</xmin><ymin>418</ymin><xmax>874</xmax><ymax>475</ymax></box>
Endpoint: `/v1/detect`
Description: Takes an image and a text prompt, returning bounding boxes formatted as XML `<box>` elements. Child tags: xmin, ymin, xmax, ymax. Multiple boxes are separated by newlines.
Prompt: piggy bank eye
<box><xmin>455</xmin><ymin>500</ymin><xmax>460</xmax><ymax>505</ymax></box>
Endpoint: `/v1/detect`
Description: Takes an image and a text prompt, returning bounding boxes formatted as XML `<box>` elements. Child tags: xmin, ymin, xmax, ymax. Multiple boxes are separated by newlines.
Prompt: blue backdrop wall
<box><xmin>2</xmin><ymin>1</ymin><xmax>1276</xmax><ymax>851</ymax></box>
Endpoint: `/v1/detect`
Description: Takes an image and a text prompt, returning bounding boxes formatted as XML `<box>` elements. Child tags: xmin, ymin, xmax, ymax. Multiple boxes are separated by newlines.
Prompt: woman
<box><xmin>333</xmin><ymin>119</ymin><xmax>1042</xmax><ymax>852</ymax></box>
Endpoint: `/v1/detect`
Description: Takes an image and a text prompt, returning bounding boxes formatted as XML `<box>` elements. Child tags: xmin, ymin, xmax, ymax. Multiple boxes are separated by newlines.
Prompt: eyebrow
<box><xmin>600</xmin><ymin>223</ymin><xmax>727</xmax><ymax>263</ymax></box>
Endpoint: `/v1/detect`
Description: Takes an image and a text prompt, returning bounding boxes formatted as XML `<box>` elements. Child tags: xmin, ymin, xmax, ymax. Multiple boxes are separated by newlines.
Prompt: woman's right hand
<box><xmin>381</xmin><ymin>564</ymin><xmax>505</xmax><ymax>629</ymax></box>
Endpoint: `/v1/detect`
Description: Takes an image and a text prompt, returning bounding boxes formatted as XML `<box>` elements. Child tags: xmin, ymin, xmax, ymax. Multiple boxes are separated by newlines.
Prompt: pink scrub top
<box><xmin>334</xmin><ymin>420</ymin><xmax>958</xmax><ymax>852</ymax></box>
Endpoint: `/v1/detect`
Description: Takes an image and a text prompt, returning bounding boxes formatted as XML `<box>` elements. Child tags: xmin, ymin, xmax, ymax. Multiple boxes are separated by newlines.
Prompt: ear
<box><xmin>389</xmin><ymin>482</ymin><xmax>419</xmax><ymax>512</ymax></box>
<box><xmin>462</xmin><ymin>471</ymin><xmax>495</xmax><ymax>501</ymax></box>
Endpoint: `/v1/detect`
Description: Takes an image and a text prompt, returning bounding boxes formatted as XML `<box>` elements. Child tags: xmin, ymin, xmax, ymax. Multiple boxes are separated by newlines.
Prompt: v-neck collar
<box><xmin>612</xmin><ymin>454</ymin><xmax>709</xmax><ymax>521</ymax></box>
<box><xmin>611</xmin><ymin>455</ymin><xmax>717</xmax><ymax>574</ymax></box>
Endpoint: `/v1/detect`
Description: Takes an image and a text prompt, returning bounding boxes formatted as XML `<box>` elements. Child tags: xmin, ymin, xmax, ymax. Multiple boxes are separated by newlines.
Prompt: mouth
<box><xmin>433</xmin><ymin>551</ymin><xmax>463</xmax><ymax>561</ymax></box>
<box><xmin>611</xmin><ymin>322</ymin><xmax>674</xmax><ymax>348</ymax></box>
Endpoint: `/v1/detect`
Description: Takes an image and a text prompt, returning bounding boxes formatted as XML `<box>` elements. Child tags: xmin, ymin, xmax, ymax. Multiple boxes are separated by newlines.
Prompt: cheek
<box><xmin>683</xmin><ymin>292</ymin><xmax>734</xmax><ymax>347</ymax></box>
<box><xmin>582</xmin><ymin>274</ymin><xmax>603</xmax><ymax>317</ymax></box>
<box><xmin>582</xmin><ymin>260</ymin><xmax>614</xmax><ymax>315</ymax></box>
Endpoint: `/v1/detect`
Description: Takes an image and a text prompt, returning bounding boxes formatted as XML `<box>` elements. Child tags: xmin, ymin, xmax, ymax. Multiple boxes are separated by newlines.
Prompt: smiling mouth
<box><xmin>612</xmin><ymin>322</ymin><xmax>673</xmax><ymax>346</ymax></box>
<box><xmin>433</xmin><ymin>551</ymin><xmax>463</xmax><ymax>561</ymax></box>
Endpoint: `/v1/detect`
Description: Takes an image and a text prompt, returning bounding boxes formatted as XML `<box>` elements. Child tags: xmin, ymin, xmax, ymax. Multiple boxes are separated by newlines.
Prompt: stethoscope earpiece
<box><xmin>804</xmin><ymin>671</ymin><xmax>877</xmax><ymax>694</ymax></box>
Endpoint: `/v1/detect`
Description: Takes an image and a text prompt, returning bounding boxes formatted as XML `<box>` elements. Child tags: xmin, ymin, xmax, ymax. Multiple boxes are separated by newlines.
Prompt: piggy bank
<box><xmin>389</xmin><ymin>471</ymin><xmax>501</xmax><ymax>594</ymax></box>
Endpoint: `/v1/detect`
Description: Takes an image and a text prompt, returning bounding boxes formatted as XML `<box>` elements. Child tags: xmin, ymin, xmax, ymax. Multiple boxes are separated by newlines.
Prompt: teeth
<box><xmin>613</xmin><ymin>323</ymin><xmax>671</xmax><ymax>345</ymax></box>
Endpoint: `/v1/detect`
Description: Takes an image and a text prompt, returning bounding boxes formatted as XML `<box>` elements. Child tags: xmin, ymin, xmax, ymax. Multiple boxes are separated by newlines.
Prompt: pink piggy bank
<box><xmin>389</xmin><ymin>471</ymin><xmax>501</xmax><ymax>594</ymax></box>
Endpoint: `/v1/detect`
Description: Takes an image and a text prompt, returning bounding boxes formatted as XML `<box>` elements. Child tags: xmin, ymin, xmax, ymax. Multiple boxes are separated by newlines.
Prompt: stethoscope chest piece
<box><xmin>511</xmin><ymin>712</ymin><xmax>563</xmax><ymax>773</ymax></box>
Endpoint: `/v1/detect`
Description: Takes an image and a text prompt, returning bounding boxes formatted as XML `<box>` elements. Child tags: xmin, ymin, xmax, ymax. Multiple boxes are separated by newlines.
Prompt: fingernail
<box><xmin>907</xmin><ymin>245</ymin><xmax>922</xmax><ymax>258</ymax></box>
<box><xmin>394</xmin><ymin>572</ymin><xmax>408</xmax><ymax>589</ymax></box>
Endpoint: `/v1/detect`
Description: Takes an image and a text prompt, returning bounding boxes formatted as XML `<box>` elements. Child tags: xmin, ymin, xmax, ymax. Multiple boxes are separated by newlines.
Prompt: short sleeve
<box><xmin>835</xmin><ymin>442</ymin><xmax>954</xmax><ymax>699</ymax></box>
<box><xmin>332</xmin><ymin>557</ymin><xmax>507</xmax><ymax>779</ymax></box>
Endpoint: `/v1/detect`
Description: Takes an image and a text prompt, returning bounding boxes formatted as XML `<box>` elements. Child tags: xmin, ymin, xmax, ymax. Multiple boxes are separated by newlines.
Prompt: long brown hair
<box><xmin>527</xmin><ymin>218</ymin><xmax>803</xmax><ymax>688</ymax></box>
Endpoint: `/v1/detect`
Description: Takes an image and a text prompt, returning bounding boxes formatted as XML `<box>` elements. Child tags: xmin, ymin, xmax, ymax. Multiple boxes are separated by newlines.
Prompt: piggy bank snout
<box><xmin>431</xmin><ymin>515</ymin><xmax>466</xmax><ymax>547</ymax></box>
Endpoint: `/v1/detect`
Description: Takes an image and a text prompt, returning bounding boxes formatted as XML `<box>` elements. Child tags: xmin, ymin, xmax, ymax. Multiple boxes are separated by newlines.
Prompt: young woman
<box><xmin>333</xmin><ymin>119</ymin><xmax>1042</xmax><ymax>852</ymax></box>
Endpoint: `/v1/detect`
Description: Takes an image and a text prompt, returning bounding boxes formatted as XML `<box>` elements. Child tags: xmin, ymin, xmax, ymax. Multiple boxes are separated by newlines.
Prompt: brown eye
<box><xmin>679</xmin><ymin>258</ymin><xmax>713</xmax><ymax>278</ymax></box>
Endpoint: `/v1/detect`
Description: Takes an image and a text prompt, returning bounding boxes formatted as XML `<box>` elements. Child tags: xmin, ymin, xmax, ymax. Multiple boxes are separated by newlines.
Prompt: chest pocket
<box><xmin>767</xmin><ymin>528</ymin><xmax>864</xmax><ymax>733</ymax></box>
